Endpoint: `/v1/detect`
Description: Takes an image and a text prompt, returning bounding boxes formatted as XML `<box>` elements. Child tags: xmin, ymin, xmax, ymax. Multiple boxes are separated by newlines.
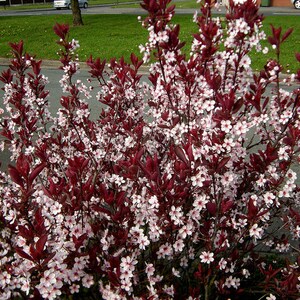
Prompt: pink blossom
<box><xmin>249</xmin><ymin>224</ymin><xmax>264</xmax><ymax>240</ymax></box>
<box><xmin>224</xmin><ymin>275</ymin><xmax>241</xmax><ymax>289</ymax></box>
<box><xmin>200</xmin><ymin>251</ymin><xmax>214</xmax><ymax>264</ymax></box>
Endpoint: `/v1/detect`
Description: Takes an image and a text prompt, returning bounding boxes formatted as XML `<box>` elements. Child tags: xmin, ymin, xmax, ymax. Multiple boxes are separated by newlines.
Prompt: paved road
<box><xmin>0</xmin><ymin>64</ymin><xmax>103</xmax><ymax>117</ymax></box>
<box><xmin>0</xmin><ymin>3</ymin><xmax>299</xmax><ymax>17</ymax></box>
<box><xmin>0</xmin><ymin>64</ymin><xmax>104</xmax><ymax>170</ymax></box>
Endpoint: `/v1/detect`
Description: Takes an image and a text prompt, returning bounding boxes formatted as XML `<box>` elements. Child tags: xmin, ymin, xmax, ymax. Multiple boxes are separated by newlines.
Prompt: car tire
<box><xmin>68</xmin><ymin>3</ymin><xmax>71</xmax><ymax>9</ymax></box>
<box><xmin>294</xmin><ymin>0</ymin><xmax>300</xmax><ymax>9</ymax></box>
<box><xmin>83</xmin><ymin>2</ymin><xmax>88</xmax><ymax>8</ymax></box>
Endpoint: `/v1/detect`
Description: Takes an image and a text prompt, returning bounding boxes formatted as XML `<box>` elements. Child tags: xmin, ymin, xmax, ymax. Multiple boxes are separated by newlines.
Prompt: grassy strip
<box><xmin>0</xmin><ymin>3</ymin><xmax>53</xmax><ymax>10</ymax></box>
<box><xmin>0</xmin><ymin>14</ymin><xmax>299</xmax><ymax>72</ymax></box>
<box><xmin>115</xmin><ymin>0</ymin><xmax>201</xmax><ymax>8</ymax></box>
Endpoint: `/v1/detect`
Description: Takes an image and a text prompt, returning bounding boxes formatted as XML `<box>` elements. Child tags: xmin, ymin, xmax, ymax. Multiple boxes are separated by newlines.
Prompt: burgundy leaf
<box><xmin>206</xmin><ymin>202</ymin><xmax>217</xmax><ymax>216</ymax></box>
<box><xmin>15</xmin><ymin>247</ymin><xmax>33</xmax><ymax>261</ymax></box>
<box><xmin>29</xmin><ymin>162</ymin><xmax>46</xmax><ymax>184</ymax></box>
<box><xmin>216</xmin><ymin>157</ymin><xmax>230</xmax><ymax>172</ymax></box>
<box><xmin>221</xmin><ymin>199</ymin><xmax>234</xmax><ymax>213</ymax></box>
<box><xmin>281</xmin><ymin>28</ymin><xmax>293</xmax><ymax>43</ymax></box>
<box><xmin>0</xmin><ymin>68</ymin><xmax>13</xmax><ymax>84</ymax></box>
<box><xmin>8</xmin><ymin>40</ymin><xmax>24</xmax><ymax>59</ymax></box>
<box><xmin>8</xmin><ymin>165</ymin><xmax>24</xmax><ymax>188</ymax></box>
<box><xmin>247</xmin><ymin>197</ymin><xmax>258</xmax><ymax>220</ymax></box>
<box><xmin>34</xmin><ymin>208</ymin><xmax>46</xmax><ymax>234</ymax></box>
<box><xmin>53</xmin><ymin>23</ymin><xmax>70</xmax><ymax>40</ymax></box>
<box><xmin>36</xmin><ymin>234</ymin><xmax>47</xmax><ymax>254</ymax></box>
<box><xmin>31</xmin><ymin>59</ymin><xmax>42</xmax><ymax>76</ymax></box>
<box><xmin>174</xmin><ymin>146</ymin><xmax>189</xmax><ymax>166</ymax></box>
<box><xmin>16</xmin><ymin>153</ymin><xmax>30</xmax><ymax>178</ymax></box>
<box><xmin>18</xmin><ymin>225</ymin><xmax>34</xmax><ymax>241</ymax></box>
<box><xmin>72</xmin><ymin>233</ymin><xmax>88</xmax><ymax>250</ymax></box>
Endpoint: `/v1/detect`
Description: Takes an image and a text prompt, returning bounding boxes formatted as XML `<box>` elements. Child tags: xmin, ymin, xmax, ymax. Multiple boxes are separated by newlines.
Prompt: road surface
<box><xmin>0</xmin><ymin>3</ymin><xmax>299</xmax><ymax>17</ymax></box>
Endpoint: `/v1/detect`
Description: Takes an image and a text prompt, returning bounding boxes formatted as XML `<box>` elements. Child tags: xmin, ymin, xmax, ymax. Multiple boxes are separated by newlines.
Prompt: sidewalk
<box><xmin>0</xmin><ymin>2</ymin><xmax>299</xmax><ymax>16</ymax></box>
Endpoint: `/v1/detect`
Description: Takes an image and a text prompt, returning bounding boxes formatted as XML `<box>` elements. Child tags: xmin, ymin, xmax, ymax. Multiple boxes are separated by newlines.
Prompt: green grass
<box><xmin>88</xmin><ymin>0</ymin><xmax>140</xmax><ymax>5</ymax></box>
<box><xmin>0</xmin><ymin>3</ymin><xmax>53</xmax><ymax>10</ymax></box>
<box><xmin>0</xmin><ymin>14</ymin><xmax>299</xmax><ymax>72</ymax></box>
<box><xmin>0</xmin><ymin>14</ymin><xmax>150</xmax><ymax>61</ymax></box>
<box><xmin>173</xmin><ymin>0</ymin><xmax>202</xmax><ymax>9</ymax></box>
<box><xmin>116</xmin><ymin>0</ymin><xmax>201</xmax><ymax>9</ymax></box>
<box><xmin>257</xmin><ymin>16</ymin><xmax>300</xmax><ymax>72</ymax></box>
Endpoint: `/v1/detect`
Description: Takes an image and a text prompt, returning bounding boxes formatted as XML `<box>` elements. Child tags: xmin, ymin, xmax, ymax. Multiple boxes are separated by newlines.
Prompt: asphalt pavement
<box><xmin>0</xmin><ymin>2</ymin><xmax>299</xmax><ymax>17</ymax></box>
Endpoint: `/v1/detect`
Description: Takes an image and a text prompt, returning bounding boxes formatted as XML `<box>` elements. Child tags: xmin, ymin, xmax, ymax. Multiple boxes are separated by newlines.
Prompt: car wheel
<box><xmin>294</xmin><ymin>0</ymin><xmax>300</xmax><ymax>9</ymax></box>
<box><xmin>83</xmin><ymin>2</ymin><xmax>88</xmax><ymax>8</ymax></box>
<box><xmin>56</xmin><ymin>7</ymin><xmax>61</xmax><ymax>9</ymax></box>
<box><xmin>68</xmin><ymin>3</ymin><xmax>71</xmax><ymax>9</ymax></box>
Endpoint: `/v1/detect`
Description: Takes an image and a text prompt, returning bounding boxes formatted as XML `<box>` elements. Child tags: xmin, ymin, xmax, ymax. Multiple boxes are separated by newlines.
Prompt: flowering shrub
<box><xmin>1</xmin><ymin>0</ymin><xmax>300</xmax><ymax>299</ymax></box>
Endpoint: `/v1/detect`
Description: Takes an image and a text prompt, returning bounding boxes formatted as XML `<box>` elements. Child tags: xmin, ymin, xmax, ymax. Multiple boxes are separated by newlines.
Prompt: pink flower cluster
<box><xmin>0</xmin><ymin>0</ymin><xmax>300</xmax><ymax>298</ymax></box>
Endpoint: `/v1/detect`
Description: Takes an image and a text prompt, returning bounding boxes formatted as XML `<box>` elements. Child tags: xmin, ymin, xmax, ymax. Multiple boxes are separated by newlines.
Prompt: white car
<box><xmin>291</xmin><ymin>0</ymin><xmax>300</xmax><ymax>9</ymax></box>
<box><xmin>53</xmin><ymin>0</ymin><xmax>88</xmax><ymax>10</ymax></box>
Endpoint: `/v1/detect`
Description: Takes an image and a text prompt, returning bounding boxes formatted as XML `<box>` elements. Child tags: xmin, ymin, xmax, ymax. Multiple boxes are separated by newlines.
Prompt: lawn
<box><xmin>0</xmin><ymin>13</ymin><xmax>299</xmax><ymax>72</ymax></box>
<box><xmin>116</xmin><ymin>0</ymin><xmax>201</xmax><ymax>8</ymax></box>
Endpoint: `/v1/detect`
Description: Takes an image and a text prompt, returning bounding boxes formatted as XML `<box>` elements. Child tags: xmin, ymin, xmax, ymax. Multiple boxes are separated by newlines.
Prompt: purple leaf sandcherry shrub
<box><xmin>0</xmin><ymin>0</ymin><xmax>300</xmax><ymax>299</ymax></box>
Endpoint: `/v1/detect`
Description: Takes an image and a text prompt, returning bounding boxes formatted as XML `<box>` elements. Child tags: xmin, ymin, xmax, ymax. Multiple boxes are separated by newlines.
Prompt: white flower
<box><xmin>163</xmin><ymin>284</ymin><xmax>174</xmax><ymax>297</ymax></box>
<box><xmin>242</xmin><ymin>268</ymin><xmax>250</xmax><ymax>278</ymax></box>
<box><xmin>169</xmin><ymin>205</ymin><xmax>184</xmax><ymax>225</ymax></box>
<box><xmin>109</xmin><ymin>174</ymin><xmax>125</xmax><ymax>186</ymax></box>
<box><xmin>82</xmin><ymin>274</ymin><xmax>94</xmax><ymax>288</ymax></box>
<box><xmin>20</xmin><ymin>277</ymin><xmax>30</xmax><ymax>295</ymax></box>
<box><xmin>233</xmin><ymin>0</ymin><xmax>247</xmax><ymax>4</ymax></box>
<box><xmin>200</xmin><ymin>251</ymin><xmax>214</xmax><ymax>264</ymax></box>
<box><xmin>173</xmin><ymin>239</ymin><xmax>185</xmax><ymax>253</ymax></box>
<box><xmin>263</xmin><ymin>191</ymin><xmax>276</xmax><ymax>207</ymax></box>
<box><xmin>233</xmin><ymin>120</ymin><xmax>249</xmax><ymax>136</ymax></box>
<box><xmin>221</xmin><ymin>120</ymin><xmax>232</xmax><ymax>133</ymax></box>
<box><xmin>249</xmin><ymin>224</ymin><xmax>263</xmax><ymax>240</ymax></box>
<box><xmin>219</xmin><ymin>258</ymin><xmax>227</xmax><ymax>270</ymax></box>
<box><xmin>172</xmin><ymin>268</ymin><xmax>181</xmax><ymax>278</ymax></box>
<box><xmin>145</xmin><ymin>263</ymin><xmax>155</xmax><ymax>277</ymax></box>
<box><xmin>165</xmin><ymin>51</ymin><xmax>176</xmax><ymax>63</ymax></box>
<box><xmin>0</xmin><ymin>271</ymin><xmax>11</xmax><ymax>285</ymax></box>
<box><xmin>193</xmin><ymin>194</ymin><xmax>208</xmax><ymax>211</ymax></box>
<box><xmin>70</xmin><ymin>39</ymin><xmax>80</xmax><ymax>51</ymax></box>
<box><xmin>262</xmin><ymin>47</ymin><xmax>269</xmax><ymax>54</ymax></box>
<box><xmin>5</xmin><ymin>209</ymin><xmax>17</xmax><ymax>224</ymax></box>
<box><xmin>178</xmin><ymin>222</ymin><xmax>193</xmax><ymax>239</ymax></box>
<box><xmin>157</xmin><ymin>243</ymin><xmax>173</xmax><ymax>259</ymax></box>
<box><xmin>224</xmin><ymin>275</ymin><xmax>240</xmax><ymax>289</ymax></box>
<box><xmin>70</xmin><ymin>284</ymin><xmax>80</xmax><ymax>294</ymax></box>
<box><xmin>266</xmin><ymin>294</ymin><xmax>276</xmax><ymax>300</ymax></box>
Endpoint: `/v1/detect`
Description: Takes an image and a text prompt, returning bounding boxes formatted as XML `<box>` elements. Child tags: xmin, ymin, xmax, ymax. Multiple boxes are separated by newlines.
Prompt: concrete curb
<box><xmin>0</xmin><ymin>58</ymin><xmax>294</xmax><ymax>82</ymax></box>
<box><xmin>0</xmin><ymin>57</ymin><xmax>151</xmax><ymax>74</ymax></box>
<box><xmin>0</xmin><ymin>57</ymin><xmax>61</xmax><ymax>69</ymax></box>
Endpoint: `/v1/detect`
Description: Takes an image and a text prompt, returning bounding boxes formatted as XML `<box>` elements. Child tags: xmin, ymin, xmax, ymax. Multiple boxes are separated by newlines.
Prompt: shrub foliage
<box><xmin>0</xmin><ymin>0</ymin><xmax>300</xmax><ymax>299</ymax></box>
